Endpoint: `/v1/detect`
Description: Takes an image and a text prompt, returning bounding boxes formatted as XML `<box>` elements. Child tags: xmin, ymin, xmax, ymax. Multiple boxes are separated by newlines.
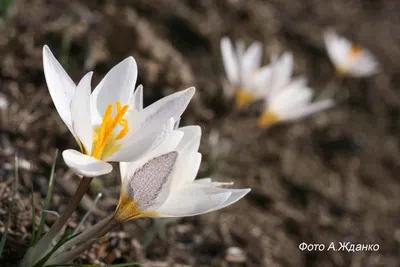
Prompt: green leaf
<box><xmin>36</xmin><ymin>150</ymin><xmax>59</xmax><ymax>245</ymax></box>
<box><xmin>0</xmin><ymin>0</ymin><xmax>14</xmax><ymax>16</ymax></box>
<box><xmin>0</xmin><ymin>154</ymin><xmax>19</xmax><ymax>258</ymax></box>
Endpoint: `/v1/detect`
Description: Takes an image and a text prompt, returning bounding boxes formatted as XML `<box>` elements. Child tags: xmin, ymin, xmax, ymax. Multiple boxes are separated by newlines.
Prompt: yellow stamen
<box><xmin>114</xmin><ymin>191</ymin><xmax>157</xmax><ymax>223</ymax></box>
<box><xmin>336</xmin><ymin>45</ymin><xmax>364</xmax><ymax>77</ymax></box>
<box><xmin>349</xmin><ymin>45</ymin><xmax>362</xmax><ymax>61</ymax></box>
<box><xmin>257</xmin><ymin>110</ymin><xmax>280</xmax><ymax>129</ymax></box>
<box><xmin>236</xmin><ymin>90</ymin><xmax>257</xmax><ymax>110</ymax></box>
<box><xmin>92</xmin><ymin>101</ymin><xmax>130</xmax><ymax>159</ymax></box>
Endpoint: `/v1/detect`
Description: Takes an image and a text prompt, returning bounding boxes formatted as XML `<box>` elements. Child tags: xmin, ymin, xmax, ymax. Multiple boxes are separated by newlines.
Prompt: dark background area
<box><xmin>1</xmin><ymin>0</ymin><xmax>400</xmax><ymax>266</ymax></box>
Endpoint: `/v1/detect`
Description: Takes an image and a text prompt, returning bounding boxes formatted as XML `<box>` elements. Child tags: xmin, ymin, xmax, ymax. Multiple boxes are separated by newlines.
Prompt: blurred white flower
<box><xmin>258</xmin><ymin>53</ymin><xmax>334</xmax><ymax>128</ymax></box>
<box><xmin>220</xmin><ymin>37</ymin><xmax>266</xmax><ymax>109</ymax></box>
<box><xmin>323</xmin><ymin>30</ymin><xmax>380</xmax><ymax>77</ymax></box>
<box><xmin>114</xmin><ymin>126</ymin><xmax>250</xmax><ymax>222</ymax></box>
<box><xmin>43</xmin><ymin>46</ymin><xmax>195</xmax><ymax>177</ymax></box>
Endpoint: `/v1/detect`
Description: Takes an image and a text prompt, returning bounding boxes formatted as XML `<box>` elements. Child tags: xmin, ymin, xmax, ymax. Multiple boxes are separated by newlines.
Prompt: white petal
<box><xmin>62</xmin><ymin>149</ymin><xmax>112</xmax><ymax>177</ymax></box>
<box><xmin>193</xmin><ymin>178</ymin><xmax>234</xmax><ymax>187</ymax></box>
<box><xmin>221</xmin><ymin>37</ymin><xmax>239</xmax><ymax>85</ymax></box>
<box><xmin>251</xmin><ymin>64</ymin><xmax>272</xmax><ymax>96</ymax></box>
<box><xmin>71</xmin><ymin>72</ymin><xmax>93</xmax><ymax>155</ymax></box>
<box><xmin>170</xmin><ymin>152</ymin><xmax>202</xmax><ymax>191</ymax></box>
<box><xmin>156</xmin><ymin>184</ymin><xmax>232</xmax><ymax>217</ymax></box>
<box><xmin>271</xmin><ymin>87</ymin><xmax>313</xmax><ymax>116</ymax></box>
<box><xmin>324</xmin><ymin>30</ymin><xmax>352</xmax><ymax>70</ymax></box>
<box><xmin>173</xmin><ymin>117</ymin><xmax>181</xmax><ymax>129</ymax></box>
<box><xmin>175</xmin><ymin>125</ymin><xmax>201</xmax><ymax>152</ymax></box>
<box><xmin>92</xmin><ymin>57</ymin><xmax>138</xmax><ymax>118</ymax></box>
<box><xmin>284</xmin><ymin>99</ymin><xmax>334</xmax><ymax>121</ymax></box>
<box><xmin>132</xmin><ymin>85</ymin><xmax>143</xmax><ymax>111</ymax></box>
<box><xmin>208</xmin><ymin>188</ymin><xmax>251</xmax><ymax>212</ymax></box>
<box><xmin>119</xmin><ymin>129</ymin><xmax>184</xmax><ymax>180</ymax></box>
<box><xmin>140</xmin><ymin>87</ymin><xmax>195</xmax><ymax>127</ymax></box>
<box><xmin>123</xmin><ymin>108</ymin><xmax>141</xmax><ymax>140</ymax></box>
<box><xmin>349</xmin><ymin>52</ymin><xmax>380</xmax><ymax>77</ymax></box>
<box><xmin>240</xmin><ymin>41</ymin><xmax>263</xmax><ymax>89</ymax></box>
<box><xmin>119</xmin><ymin>162</ymin><xmax>130</xmax><ymax>181</ymax></box>
<box><xmin>124</xmin><ymin>152</ymin><xmax>178</xmax><ymax>212</ymax></box>
<box><xmin>194</xmin><ymin>178</ymin><xmax>212</xmax><ymax>184</ymax></box>
<box><xmin>108</xmin><ymin>118</ymin><xmax>175</xmax><ymax>162</ymax></box>
<box><xmin>43</xmin><ymin>46</ymin><xmax>76</xmax><ymax>132</ymax></box>
<box><xmin>270</xmin><ymin>52</ymin><xmax>293</xmax><ymax>96</ymax></box>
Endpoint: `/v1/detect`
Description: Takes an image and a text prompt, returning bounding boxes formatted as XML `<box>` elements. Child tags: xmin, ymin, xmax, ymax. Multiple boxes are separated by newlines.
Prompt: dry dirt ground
<box><xmin>1</xmin><ymin>0</ymin><xmax>400</xmax><ymax>266</ymax></box>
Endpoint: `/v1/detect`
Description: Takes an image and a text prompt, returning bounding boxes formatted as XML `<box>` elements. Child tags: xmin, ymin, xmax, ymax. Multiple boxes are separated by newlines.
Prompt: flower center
<box><xmin>92</xmin><ymin>101</ymin><xmax>129</xmax><ymax>159</ymax></box>
<box><xmin>236</xmin><ymin>90</ymin><xmax>257</xmax><ymax>110</ymax></box>
<box><xmin>114</xmin><ymin>191</ymin><xmax>157</xmax><ymax>223</ymax></box>
<box><xmin>257</xmin><ymin>110</ymin><xmax>280</xmax><ymax>129</ymax></box>
<box><xmin>349</xmin><ymin>45</ymin><xmax>362</xmax><ymax>62</ymax></box>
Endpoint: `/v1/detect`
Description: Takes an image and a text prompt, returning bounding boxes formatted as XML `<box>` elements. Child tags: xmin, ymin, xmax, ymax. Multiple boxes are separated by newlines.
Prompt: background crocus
<box><xmin>258</xmin><ymin>53</ymin><xmax>334</xmax><ymax>128</ymax></box>
<box><xmin>220</xmin><ymin>37</ymin><xmax>265</xmax><ymax>109</ymax></box>
<box><xmin>43</xmin><ymin>46</ymin><xmax>195</xmax><ymax>177</ymax></box>
<box><xmin>323</xmin><ymin>30</ymin><xmax>380</xmax><ymax>77</ymax></box>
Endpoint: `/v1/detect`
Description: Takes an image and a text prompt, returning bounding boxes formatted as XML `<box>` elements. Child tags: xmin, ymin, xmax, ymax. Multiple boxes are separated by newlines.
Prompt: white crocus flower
<box><xmin>323</xmin><ymin>30</ymin><xmax>379</xmax><ymax>77</ymax></box>
<box><xmin>43</xmin><ymin>46</ymin><xmax>195</xmax><ymax>177</ymax></box>
<box><xmin>258</xmin><ymin>53</ymin><xmax>334</xmax><ymax>128</ymax></box>
<box><xmin>221</xmin><ymin>37</ymin><xmax>266</xmax><ymax>109</ymax></box>
<box><xmin>114</xmin><ymin>126</ymin><xmax>250</xmax><ymax>222</ymax></box>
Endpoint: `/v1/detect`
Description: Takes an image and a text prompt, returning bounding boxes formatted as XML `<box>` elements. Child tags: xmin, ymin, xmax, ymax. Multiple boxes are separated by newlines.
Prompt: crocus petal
<box><xmin>156</xmin><ymin>185</ymin><xmax>232</xmax><ymax>217</ymax></box>
<box><xmin>221</xmin><ymin>37</ymin><xmax>239</xmax><ymax>86</ymax></box>
<box><xmin>140</xmin><ymin>87</ymin><xmax>195</xmax><ymax>127</ymax></box>
<box><xmin>284</xmin><ymin>99</ymin><xmax>334</xmax><ymax>121</ymax></box>
<box><xmin>62</xmin><ymin>149</ymin><xmax>112</xmax><ymax>177</ymax></box>
<box><xmin>194</xmin><ymin>178</ymin><xmax>212</xmax><ymax>184</ymax></box>
<box><xmin>43</xmin><ymin>46</ymin><xmax>76</xmax><ymax>132</ymax></box>
<box><xmin>132</xmin><ymin>85</ymin><xmax>143</xmax><ymax>111</ymax></box>
<box><xmin>70</xmin><ymin>72</ymin><xmax>93</xmax><ymax>155</ymax></box>
<box><xmin>208</xmin><ymin>188</ymin><xmax>251</xmax><ymax>212</ymax></box>
<box><xmin>119</xmin><ymin>129</ymin><xmax>184</xmax><ymax>180</ymax></box>
<box><xmin>175</xmin><ymin>125</ymin><xmax>201</xmax><ymax>151</ymax></box>
<box><xmin>240</xmin><ymin>41</ymin><xmax>262</xmax><ymax>89</ymax></box>
<box><xmin>92</xmin><ymin>57</ymin><xmax>138</xmax><ymax>119</ymax></box>
<box><xmin>124</xmin><ymin>152</ymin><xmax>178</xmax><ymax>212</ymax></box>
<box><xmin>271</xmin><ymin>87</ymin><xmax>313</xmax><ymax>115</ymax></box>
<box><xmin>252</xmin><ymin>65</ymin><xmax>272</xmax><ymax>95</ymax></box>
<box><xmin>108</xmin><ymin>118</ymin><xmax>175</xmax><ymax>162</ymax></box>
<box><xmin>173</xmin><ymin>117</ymin><xmax>181</xmax><ymax>130</ymax></box>
<box><xmin>270</xmin><ymin>52</ymin><xmax>293</xmax><ymax>96</ymax></box>
<box><xmin>350</xmin><ymin>53</ymin><xmax>380</xmax><ymax>77</ymax></box>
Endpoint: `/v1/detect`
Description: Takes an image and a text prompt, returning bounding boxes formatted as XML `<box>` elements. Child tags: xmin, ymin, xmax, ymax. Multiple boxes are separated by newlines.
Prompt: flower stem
<box><xmin>20</xmin><ymin>177</ymin><xmax>93</xmax><ymax>266</ymax></box>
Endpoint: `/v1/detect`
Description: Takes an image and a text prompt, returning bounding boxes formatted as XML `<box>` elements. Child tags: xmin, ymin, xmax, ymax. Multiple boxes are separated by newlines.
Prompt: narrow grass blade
<box><xmin>0</xmin><ymin>0</ymin><xmax>14</xmax><ymax>15</ymax></box>
<box><xmin>33</xmin><ymin>229</ymin><xmax>77</xmax><ymax>267</ymax></box>
<box><xmin>29</xmin><ymin>179</ymin><xmax>37</xmax><ymax>246</ymax></box>
<box><xmin>108</xmin><ymin>263</ymin><xmax>141</xmax><ymax>267</ymax></box>
<box><xmin>60</xmin><ymin>29</ymin><xmax>72</xmax><ymax>68</ymax></box>
<box><xmin>36</xmin><ymin>149</ymin><xmax>59</xmax><ymax>244</ymax></box>
<box><xmin>45</xmin><ymin>265</ymin><xmax>102</xmax><ymax>267</ymax></box>
<box><xmin>0</xmin><ymin>154</ymin><xmax>19</xmax><ymax>258</ymax></box>
<box><xmin>44</xmin><ymin>262</ymin><xmax>141</xmax><ymax>267</ymax></box>
<box><xmin>73</xmin><ymin>193</ymin><xmax>102</xmax><ymax>235</ymax></box>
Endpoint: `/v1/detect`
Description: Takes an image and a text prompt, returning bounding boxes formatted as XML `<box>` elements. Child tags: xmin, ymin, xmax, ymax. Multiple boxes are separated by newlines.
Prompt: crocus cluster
<box><xmin>44</xmin><ymin>125</ymin><xmax>249</xmax><ymax>264</ymax></box>
<box><xmin>22</xmin><ymin>46</ymin><xmax>250</xmax><ymax>266</ymax></box>
<box><xmin>221</xmin><ymin>30</ymin><xmax>380</xmax><ymax>128</ymax></box>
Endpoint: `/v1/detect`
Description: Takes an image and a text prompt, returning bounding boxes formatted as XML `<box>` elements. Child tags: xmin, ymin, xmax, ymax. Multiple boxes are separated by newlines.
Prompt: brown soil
<box><xmin>1</xmin><ymin>0</ymin><xmax>400</xmax><ymax>266</ymax></box>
